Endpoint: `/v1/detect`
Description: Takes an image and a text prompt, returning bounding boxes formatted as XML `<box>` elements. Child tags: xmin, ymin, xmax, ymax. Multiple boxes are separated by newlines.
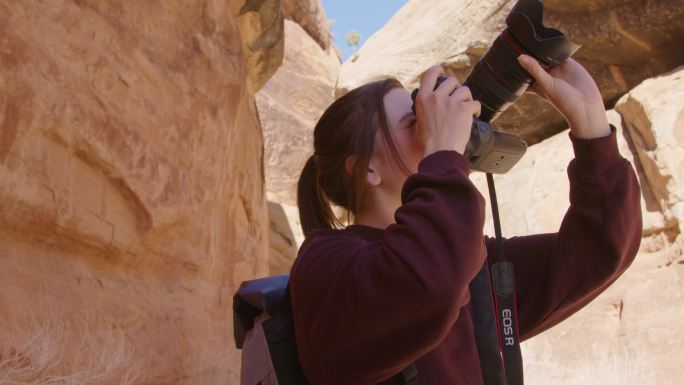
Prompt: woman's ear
<box><xmin>345</xmin><ymin>155</ymin><xmax>381</xmax><ymax>187</ymax></box>
<box><xmin>344</xmin><ymin>154</ymin><xmax>357</xmax><ymax>176</ymax></box>
<box><xmin>365</xmin><ymin>160</ymin><xmax>382</xmax><ymax>187</ymax></box>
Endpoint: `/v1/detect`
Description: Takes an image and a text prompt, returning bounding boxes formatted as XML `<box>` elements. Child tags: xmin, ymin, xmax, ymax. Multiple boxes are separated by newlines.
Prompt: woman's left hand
<box><xmin>517</xmin><ymin>54</ymin><xmax>611</xmax><ymax>139</ymax></box>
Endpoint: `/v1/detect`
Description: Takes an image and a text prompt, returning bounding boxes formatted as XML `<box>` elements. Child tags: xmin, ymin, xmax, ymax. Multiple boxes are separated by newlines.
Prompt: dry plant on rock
<box><xmin>0</xmin><ymin>311</ymin><xmax>141</xmax><ymax>385</ymax></box>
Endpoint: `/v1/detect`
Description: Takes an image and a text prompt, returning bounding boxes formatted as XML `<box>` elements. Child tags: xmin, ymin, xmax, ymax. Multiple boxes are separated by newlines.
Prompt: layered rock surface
<box><xmin>615</xmin><ymin>66</ymin><xmax>684</xmax><ymax>238</ymax></box>
<box><xmin>0</xmin><ymin>0</ymin><xmax>274</xmax><ymax>383</ymax></box>
<box><xmin>257</xmin><ymin>20</ymin><xmax>339</xmax><ymax>208</ymax></box>
<box><xmin>257</xmin><ymin>15</ymin><xmax>339</xmax><ymax>267</ymax></box>
<box><xmin>337</xmin><ymin>0</ymin><xmax>684</xmax><ymax>144</ymax></box>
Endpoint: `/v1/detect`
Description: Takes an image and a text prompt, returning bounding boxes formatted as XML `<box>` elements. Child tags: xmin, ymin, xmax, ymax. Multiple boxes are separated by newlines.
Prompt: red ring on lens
<box><xmin>503</xmin><ymin>30</ymin><xmax>525</xmax><ymax>56</ymax></box>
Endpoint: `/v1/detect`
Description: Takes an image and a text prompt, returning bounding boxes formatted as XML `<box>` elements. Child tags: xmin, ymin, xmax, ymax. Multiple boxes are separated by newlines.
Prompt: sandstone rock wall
<box><xmin>0</xmin><ymin>0</ymin><xmax>276</xmax><ymax>383</ymax></box>
<box><xmin>337</xmin><ymin>0</ymin><xmax>684</xmax><ymax>144</ymax></box>
<box><xmin>615</xmin><ymin>67</ymin><xmax>684</xmax><ymax>237</ymax></box>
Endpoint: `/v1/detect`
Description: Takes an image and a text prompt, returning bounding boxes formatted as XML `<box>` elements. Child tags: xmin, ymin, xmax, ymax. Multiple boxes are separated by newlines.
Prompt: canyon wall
<box><xmin>0</xmin><ymin>0</ymin><xmax>281</xmax><ymax>383</ymax></box>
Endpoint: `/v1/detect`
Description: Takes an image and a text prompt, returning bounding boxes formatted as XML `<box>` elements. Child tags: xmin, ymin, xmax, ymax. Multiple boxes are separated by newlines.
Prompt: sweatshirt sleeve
<box><xmin>484</xmin><ymin>125</ymin><xmax>643</xmax><ymax>340</ymax></box>
<box><xmin>290</xmin><ymin>150</ymin><xmax>487</xmax><ymax>385</ymax></box>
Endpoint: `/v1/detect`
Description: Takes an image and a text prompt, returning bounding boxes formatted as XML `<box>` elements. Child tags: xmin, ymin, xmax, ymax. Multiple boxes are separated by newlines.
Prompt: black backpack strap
<box><xmin>400</xmin><ymin>363</ymin><xmax>419</xmax><ymax>385</ymax></box>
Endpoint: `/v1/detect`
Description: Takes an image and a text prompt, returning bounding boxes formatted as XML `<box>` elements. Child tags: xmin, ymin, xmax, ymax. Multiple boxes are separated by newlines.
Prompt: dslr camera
<box><xmin>411</xmin><ymin>0</ymin><xmax>579</xmax><ymax>174</ymax></box>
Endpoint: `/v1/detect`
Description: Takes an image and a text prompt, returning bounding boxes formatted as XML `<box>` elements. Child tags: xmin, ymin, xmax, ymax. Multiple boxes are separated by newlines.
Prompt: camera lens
<box><xmin>464</xmin><ymin>32</ymin><xmax>532</xmax><ymax>122</ymax></box>
<box><xmin>462</xmin><ymin>0</ymin><xmax>579</xmax><ymax>123</ymax></box>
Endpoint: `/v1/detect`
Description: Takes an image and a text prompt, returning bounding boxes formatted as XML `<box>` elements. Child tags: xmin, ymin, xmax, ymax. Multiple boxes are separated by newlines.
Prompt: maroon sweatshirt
<box><xmin>289</xmin><ymin>126</ymin><xmax>642</xmax><ymax>385</ymax></box>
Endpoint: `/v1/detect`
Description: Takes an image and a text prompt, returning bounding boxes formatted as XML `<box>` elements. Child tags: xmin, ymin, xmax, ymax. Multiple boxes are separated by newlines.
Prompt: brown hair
<box><xmin>297</xmin><ymin>78</ymin><xmax>410</xmax><ymax>237</ymax></box>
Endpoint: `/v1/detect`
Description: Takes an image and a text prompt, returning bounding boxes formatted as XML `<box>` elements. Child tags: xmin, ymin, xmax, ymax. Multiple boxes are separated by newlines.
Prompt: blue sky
<box><xmin>321</xmin><ymin>0</ymin><xmax>408</xmax><ymax>61</ymax></box>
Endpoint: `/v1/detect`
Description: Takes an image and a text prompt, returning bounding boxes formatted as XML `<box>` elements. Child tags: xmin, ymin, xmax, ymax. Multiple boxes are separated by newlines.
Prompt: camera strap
<box><xmin>469</xmin><ymin>173</ymin><xmax>524</xmax><ymax>385</ymax></box>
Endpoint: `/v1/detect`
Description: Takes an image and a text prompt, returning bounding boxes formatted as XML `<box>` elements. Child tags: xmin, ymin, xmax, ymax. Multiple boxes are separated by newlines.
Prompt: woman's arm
<box><xmin>291</xmin><ymin>150</ymin><xmax>487</xmax><ymax>385</ymax></box>
<box><xmin>496</xmin><ymin>55</ymin><xmax>643</xmax><ymax>339</ymax></box>
<box><xmin>485</xmin><ymin>125</ymin><xmax>642</xmax><ymax>339</ymax></box>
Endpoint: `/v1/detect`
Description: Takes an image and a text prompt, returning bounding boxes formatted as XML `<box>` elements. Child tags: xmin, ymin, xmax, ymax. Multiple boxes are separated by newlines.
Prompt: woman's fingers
<box><xmin>450</xmin><ymin>85</ymin><xmax>473</xmax><ymax>102</ymax></box>
<box><xmin>435</xmin><ymin>76</ymin><xmax>460</xmax><ymax>96</ymax></box>
<box><xmin>419</xmin><ymin>65</ymin><xmax>444</xmax><ymax>98</ymax></box>
<box><xmin>525</xmin><ymin>81</ymin><xmax>548</xmax><ymax>99</ymax></box>
<box><xmin>465</xmin><ymin>100</ymin><xmax>482</xmax><ymax>118</ymax></box>
<box><xmin>517</xmin><ymin>54</ymin><xmax>554</xmax><ymax>95</ymax></box>
<box><xmin>416</xmin><ymin>66</ymin><xmax>481</xmax><ymax>155</ymax></box>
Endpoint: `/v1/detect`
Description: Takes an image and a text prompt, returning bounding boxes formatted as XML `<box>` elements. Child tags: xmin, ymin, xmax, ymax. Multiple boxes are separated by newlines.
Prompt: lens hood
<box><xmin>506</xmin><ymin>0</ymin><xmax>580</xmax><ymax>65</ymax></box>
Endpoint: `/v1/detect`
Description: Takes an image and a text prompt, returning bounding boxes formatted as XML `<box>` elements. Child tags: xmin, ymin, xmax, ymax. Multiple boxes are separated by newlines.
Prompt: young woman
<box><xmin>290</xmin><ymin>54</ymin><xmax>642</xmax><ymax>385</ymax></box>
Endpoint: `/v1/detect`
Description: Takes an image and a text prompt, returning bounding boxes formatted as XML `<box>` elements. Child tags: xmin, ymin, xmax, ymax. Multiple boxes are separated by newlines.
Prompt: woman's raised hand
<box><xmin>517</xmin><ymin>54</ymin><xmax>611</xmax><ymax>139</ymax></box>
<box><xmin>415</xmin><ymin>65</ymin><xmax>481</xmax><ymax>157</ymax></box>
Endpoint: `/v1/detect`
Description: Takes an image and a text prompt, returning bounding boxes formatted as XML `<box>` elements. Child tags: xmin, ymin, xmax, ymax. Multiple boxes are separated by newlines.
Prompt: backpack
<box><xmin>232</xmin><ymin>274</ymin><xmax>419</xmax><ymax>385</ymax></box>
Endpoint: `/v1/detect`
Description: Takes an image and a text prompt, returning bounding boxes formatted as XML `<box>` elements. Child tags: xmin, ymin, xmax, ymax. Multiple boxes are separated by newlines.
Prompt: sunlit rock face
<box><xmin>257</xmin><ymin>19</ymin><xmax>339</xmax><ymax>208</ymax></box>
<box><xmin>0</xmin><ymin>0</ymin><xmax>276</xmax><ymax>383</ymax></box>
<box><xmin>615</xmin><ymin>66</ymin><xmax>684</xmax><ymax>238</ymax></box>
<box><xmin>337</xmin><ymin>0</ymin><xmax>684</xmax><ymax>144</ymax></box>
<box><xmin>267</xmin><ymin>200</ymin><xmax>299</xmax><ymax>275</ymax></box>
<box><xmin>282</xmin><ymin>0</ymin><xmax>333</xmax><ymax>50</ymax></box>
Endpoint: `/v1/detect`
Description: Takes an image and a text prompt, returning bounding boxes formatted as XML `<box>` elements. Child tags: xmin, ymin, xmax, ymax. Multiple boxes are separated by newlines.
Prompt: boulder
<box><xmin>281</xmin><ymin>201</ymin><xmax>306</xmax><ymax>247</ymax></box>
<box><xmin>257</xmin><ymin>19</ymin><xmax>340</xmax><ymax>207</ymax></box>
<box><xmin>229</xmin><ymin>0</ymin><xmax>285</xmax><ymax>91</ymax></box>
<box><xmin>0</xmin><ymin>0</ymin><xmax>276</xmax><ymax>383</ymax></box>
<box><xmin>337</xmin><ymin>0</ymin><xmax>684</xmax><ymax>145</ymax></box>
<box><xmin>606</xmin><ymin>111</ymin><xmax>675</xmax><ymax>244</ymax></box>
<box><xmin>470</xmin><ymin>110</ymin><xmax>671</xmax><ymax>242</ymax></box>
<box><xmin>268</xmin><ymin>200</ymin><xmax>298</xmax><ymax>275</ymax></box>
<box><xmin>282</xmin><ymin>0</ymin><xmax>334</xmax><ymax>51</ymax></box>
<box><xmin>615</xmin><ymin>66</ymin><xmax>684</xmax><ymax>237</ymax></box>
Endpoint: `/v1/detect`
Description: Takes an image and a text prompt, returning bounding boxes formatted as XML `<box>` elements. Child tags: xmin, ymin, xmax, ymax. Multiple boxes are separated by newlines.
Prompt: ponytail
<box><xmin>297</xmin><ymin>155</ymin><xmax>336</xmax><ymax>237</ymax></box>
<box><xmin>297</xmin><ymin>77</ymin><xmax>405</xmax><ymax>238</ymax></box>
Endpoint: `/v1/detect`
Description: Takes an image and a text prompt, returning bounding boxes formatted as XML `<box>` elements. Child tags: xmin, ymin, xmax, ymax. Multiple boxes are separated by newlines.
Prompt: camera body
<box><xmin>410</xmin><ymin>78</ymin><xmax>527</xmax><ymax>175</ymax></box>
<box><xmin>410</xmin><ymin>0</ymin><xmax>579</xmax><ymax>174</ymax></box>
<box><xmin>466</xmin><ymin>120</ymin><xmax>528</xmax><ymax>175</ymax></box>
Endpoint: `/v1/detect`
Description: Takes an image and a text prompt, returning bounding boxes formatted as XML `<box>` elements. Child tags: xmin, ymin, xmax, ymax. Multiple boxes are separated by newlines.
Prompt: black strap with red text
<box><xmin>469</xmin><ymin>173</ymin><xmax>523</xmax><ymax>385</ymax></box>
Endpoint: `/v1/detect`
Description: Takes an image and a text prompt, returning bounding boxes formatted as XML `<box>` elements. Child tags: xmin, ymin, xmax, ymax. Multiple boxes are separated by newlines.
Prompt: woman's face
<box><xmin>370</xmin><ymin>87</ymin><xmax>425</xmax><ymax>192</ymax></box>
